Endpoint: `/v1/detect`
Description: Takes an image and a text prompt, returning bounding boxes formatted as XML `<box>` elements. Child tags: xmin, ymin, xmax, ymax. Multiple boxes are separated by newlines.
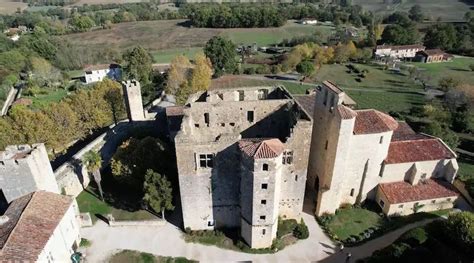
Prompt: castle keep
<box><xmin>170</xmin><ymin>86</ymin><xmax>312</xmax><ymax>248</ymax></box>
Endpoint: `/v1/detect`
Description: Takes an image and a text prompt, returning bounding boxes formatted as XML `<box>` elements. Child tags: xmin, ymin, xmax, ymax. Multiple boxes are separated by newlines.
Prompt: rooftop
<box><xmin>419</xmin><ymin>49</ymin><xmax>445</xmax><ymax>56</ymax></box>
<box><xmin>379</xmin><ymin>179</ymin><xmax>459</xmax><ymax>204</ymax></box>
<box><xmin>0</xmin><ymin>144</ymin><xmax>36</xmax><ymax>161</ymax></box>
<box><xmin>322</xmin><ymin>80</ymin><xmax>343</xmax><ymax>94</ymax></box>
<box><xmin>391</xmin><ymin>122</ymin><xmax>426</xmax><ymax>142</ymax></box>
<box><xmin>338</xmin><ymin>105</ymin><xmax>357</xmax><ymax>120</ymax></box>
<box><xmin>385</xmin><ymin>138</ymin><xmax>456</xmax><ymax>164</ymax></box>
<box><xmin>239</xmin><ymin>138</ymin><xmax>284</xmax><ymax>159</ymax></box>
<box><xmin>83</xmin><ymin>63</ymin><xmax>120</xmax><ymax>72</ymax></box>
<box><xmin>0</xmin><ymin>191</ymin><xmax>73</xmax><ymax>261</ymax></box>
<box><xmin>353</xmin><ymin>110</ymin><xmax>399</xmax><ymax>135</ymax></box>
<box><xmin>294</xmin><ymin>94</ymin><xmax>316</xmax><ymax>118</ymax></box>
<box><xmin>376</xmin><ymin>44</ymin><xmax>425</xmax><ymax>50</ymax></box>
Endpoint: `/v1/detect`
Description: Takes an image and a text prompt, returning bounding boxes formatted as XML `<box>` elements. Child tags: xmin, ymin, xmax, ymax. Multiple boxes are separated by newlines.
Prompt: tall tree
<box><xmin>204</xmin><ymin>36</ymin><xmax>237</xmax><ymax>77</ymax></box>
<box><xmin>381</xmin><ymin>24</ymin><xmax>418</xmax><ymax>45</ymax></box>
<box><xmin>100</xmin><ymin>79</ymin><xmax>126</xmax><ymax>125</ymax></box>
<box><xmin>423</xmin><ymin>24</ymin><xmax>458</xmax><ymax>50</ymax></box>
<box><xmin>296</xmin><ymin>60</ymin><xmax>315</xmax><ymax>78</ymax></box>
<box><xmin>409</xmin><ymin>5</ymin><xmax>423</xmax><ymax>22</ymax></box>
<box><xmin>123</xmin><ymin>46</ymin><xmax>153</xmax><ymax>84</ymax></box>
<box><xmin>190</xmin><ymin>52</ymin><xmax>213</xmax><ymax>92</ymax></box>
<box><xmin>83</xmin><ymin>150</ymin><xmax>104</xmax><ymax>201</ymax></box>
<box><xmin>166</xmin><ymin>55</ymin><xmax>192</xmax><ymax>95</ymax></box>
<box><xmin>143</xmin><ymin>169</ymin><xmax>174</xmax><ymax>220</ymax></box>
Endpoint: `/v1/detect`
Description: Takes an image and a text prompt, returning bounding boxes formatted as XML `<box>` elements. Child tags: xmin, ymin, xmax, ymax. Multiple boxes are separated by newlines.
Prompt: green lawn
<box><xmin>109</xmin><ymin>250</ymin><xmax>197</xmax><ymax>263</ymax></box>
<box><xmin>76</xmin><ymin>190</ymin><xmax>157</xmax><ymax>223</ymax></box>
<box><xmin>326</xmin><ymin>207</ymin><xmax>384</xmax><ymax>241</ymax></box>
<box><xmin>24</xmin><ymin>89</ymin><xmax>68</xmax><ymax>109</ymax></box>
<box><xmin>151</xmin><ymin>47</ymin><xmax>203</xmax><ymax>64</ymax></box>
<box><xmin>408</xmin><ymin>57</ymin><xmax>474</xmax><ymax>86</ymax></box>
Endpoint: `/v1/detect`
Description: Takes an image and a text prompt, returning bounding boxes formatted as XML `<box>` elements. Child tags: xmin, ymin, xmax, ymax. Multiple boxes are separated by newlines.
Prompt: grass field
<box><xmin>24</xmin><ymin>89</ymin><xmax>69</xmax><ymax>109</ymax></box>
<box><xmin>354</xmin><ymin>0</ymin><xmax>472</xmax><ymax>22</ymax></box>
<box><xmin>0</xmin><ymin>0</ymin><xmax>27</xmax><ymax>14</ymax></box>
<box><xmin>151</xmin><ymin>47</ymin><xmax>202</xmax><ymax>64</ymax></box>
<box><xmin>61</xmin><ymin>20</ymin><xmax>330</xmax><ymax>63</ymax></box>
<box><xmin>408</xmin><ymin>57</ymin><xmax>474</xmax><ymax>87</ymax></box>
<box><xmin>327</xmin><ymin>207</ymin><xmax>384</xmax><ymax>241</ymax></box>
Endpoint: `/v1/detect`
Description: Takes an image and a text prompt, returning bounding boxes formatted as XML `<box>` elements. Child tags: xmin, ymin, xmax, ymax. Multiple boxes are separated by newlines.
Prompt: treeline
<box><xmin>0</xmin><ymin>79</ymin><xmax>125</xmax><ymax>154</ymax></box>
<box><xmin>22</xmin><ymin>0</ymin><xmax>78</xmax><ymax>7</ymax></box>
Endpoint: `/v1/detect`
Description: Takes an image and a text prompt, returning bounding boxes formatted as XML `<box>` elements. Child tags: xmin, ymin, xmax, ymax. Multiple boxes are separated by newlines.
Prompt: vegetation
<box><xmin>204</xmin><ymin>36</ymin><xmax>237</xmax><ymax>77</ymax></box>
<box><xmin>109</xmin><ymin>249</ymin><xmax>197</xmax><ymax>263</ymax></box>
<box><xmin>79</xmin><ymin>238</ymin><xmax>92</xmax><ymax>247</ymax></box>
<box><xmin>123</xmin><ymin>46</ymin><xmax>153</xmax><ymax>85</ymax></box>
<box><xmin>143</xmin><ymin>169</ymin><xmax>174</xmax><ymax>220</ymax></box>
<box><xmin>365</xmin><ymin>212</ymin><xmax>474</xmax><ymax>262</ymax></box>
<box><xmin>83</xmin><ymin>150</ymin><xmax>104</xmax><ymax>201</ymax></box>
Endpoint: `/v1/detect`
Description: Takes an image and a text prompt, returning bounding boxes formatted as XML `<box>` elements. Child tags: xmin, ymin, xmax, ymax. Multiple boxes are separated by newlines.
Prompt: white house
<box><xmin>83</xmin><ymin>63</ymin><xmax>121</xmax><ymax>84</ymax></box>
<box><xmin>375</xmin><ymin>44</ymin><xmax>425</xmax><ymax>59</ymax></box>
<box><xmin>299</xmin><ymin>18</ymin><xmax>318</xmax><ymax>25</ymax></box>
<box><xmin>0</xmin><ymin>191</ymin><xmax>81</xmax><ymax>262</ymax></box>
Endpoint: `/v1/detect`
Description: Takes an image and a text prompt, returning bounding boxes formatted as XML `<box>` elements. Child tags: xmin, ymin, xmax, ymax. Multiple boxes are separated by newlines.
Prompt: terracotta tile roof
<box><xmin>376</xmin><ymin>44</ymin><xmax>425</xmax><ymax>51</ymax></box>
<box><xmin>385</xmin><ymin>138</ymin><xmax>456</xmax><ymax>164</ymax></box>
<box><xmin>0</xmin><ymin>191</ymin><xmax>73</xmax><ymax>261</ymax></box>
<box><xmin>83</xmin><ymin>63</ymin><xmax>120</xmax><ymax>72</ymax></box>
<box><xmin>0</xmin><ymin>194</ymin><xmax>31</xmax><ymax>249</ymax></box>
<box><xmin>239</xmin><ymin>138</ymin><xmax>284</xmax><ymax>159</ymax></box>
<box><xmin>294</xmin><ymin>94</ymin><xmax>315</xmax><ymax>116</ymax></box>
<box><xmin>391</xmin><ymin>122</ymin><xmax>427</xmax><ymax>142</ymax></box>
<box><xmin>379</xmin><ymin>179</ymin><xmax>459</xmax><ymax>204</ymax></box>
<box><xmin>353</xmin><ymin>110</ymin><xmax>398</xmax><ymax>134</ymax></box>
<box><xmin>338</xmin><ymin>105</ymin><xmax>357</xmax><ymax>119</ymax></box>
<box><xmin>322</xmin><ymin>80</ymin><xmax>343</xmax><ymax>94</ymax></box>
<box><xmin>419</xmin><ymin>49</ymin><xmax>445</xmax><ymax>56</ymax></box>
<box><xmin>165</xmin><ymin>106</ymin><xmax>185</xmax><ymax>117</ymax></box>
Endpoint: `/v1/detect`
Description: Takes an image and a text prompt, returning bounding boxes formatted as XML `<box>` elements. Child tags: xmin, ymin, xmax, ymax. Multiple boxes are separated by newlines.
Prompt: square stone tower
<box><xmin>0</xmin><ymin>144</ymin><xmax>60</xmax><ymax>203</ymax></box>
<box><xmin>122</xmin><ymin>80</ymin><xmax>145</xmax><ymax>122</ymax></box>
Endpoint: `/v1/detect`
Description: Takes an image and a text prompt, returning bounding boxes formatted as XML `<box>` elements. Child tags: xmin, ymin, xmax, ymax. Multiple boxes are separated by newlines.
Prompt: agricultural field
<box><xmin>354</xmin><ymin>0</ymin><xmax>472</xmax><ymax>22</ymax></box>
<box><xmin>61</xmin><ymin>20</ymin><xmax>332</xmax><ymax>63</ymax></box>
<box><xmin>0</xmin><ymin>0</ymin><xmax>27</xmax><ymax>14</ymax></box>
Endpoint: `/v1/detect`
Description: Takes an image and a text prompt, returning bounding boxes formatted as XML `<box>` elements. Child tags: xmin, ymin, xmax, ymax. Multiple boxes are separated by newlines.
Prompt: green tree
<box><xmin>83</xmin><ymin>150</ymin><xmax>104</xmax><ymax>201</ymax></box>
<box><xmin>296</xmin><ymin>60</ymin><xmax>315</xmax><ymax>78</ymax></box>
<box><xmin>44</xmin><ymin>101</ymin><xmax>82</xmax><ymax>152</ymax></box>
<box><xmin>123</xmin><ymin>46</ymin><xmax>153</xmax><ymax>84</ymax></box>
<box><xmin>409</xmin><ymin>5</ymin><xmax>423</xmax><ymax>22</ymax></box>
<box><xmin>100</xmin><ymin>79</ymin><xmax>126</xmax><ymax>125</ymax></box>
<box><xmin>166</xmin><ymin>55</ymin><xmax>192</xmax><ymax>95</ymax></box>
<box><xmin>381</xmin><ymin>24</ymin><xmax>418</xmax><ymax>45</ymax></box>
<box><xmin>204</xmin><ymin>36</ymin><xmax>237</xmax><ymax>77</ymax></box>
<box><xmin>443</xmin><ymin>212</ymin><xmax>474</xmax><ymax>255</ymax></box>
<box><xmin>143</xmin><ymin>169</ymin><xmax>174</xmax><ymax>220</ymax></box>
<box><xmin>69</xmin><ymin>15</ymin><xmax>95</xmax><ymax>32</ymax></box>
<box><xmin>423</xmin><ymin>24</ymin><xmax>458</xmax><ymax>50</ymax></box>
<box><xmin>438</xmin><ymin>76</ymin><xmax>460</xmax><ymax>91</ymax></box>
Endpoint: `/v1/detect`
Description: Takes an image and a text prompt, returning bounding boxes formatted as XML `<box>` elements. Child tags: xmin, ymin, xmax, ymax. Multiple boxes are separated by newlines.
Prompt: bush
<box><xmin>243</xmin><ymin>67</ymin><xmax>256</xmax><ymax>75</ymax></box>
<box><xmin>255</xmin><ymin>65</ymin><xmax>271</xmax><ymax>74</ymax></box>
<box><xmin>293</xmin><ymin>219</ymin><xmax>309</xmax><ymax>239</ymax></box>
<box><xmin>469</xmin><ymin>64</ymin><xmax>474</xmax><ymax>71</ymax></box>
<box><xmin>400</xmin><ymin>227</ymin><xmax>427</xmax><ymax>246</ymax></box>
<box><xmin>339</xmin><ymin>203</ymin><xmax>353</xmax><ymax>209</ymax></box>
<box><xmin>79</xmin><ymin>238</ymin><xmax>92</xmax><ymax>247</ymax></box>
<box><xmin>185</xmin><ymin>227</ymin><xmax>191</xmax><ymax>234</ymax></box>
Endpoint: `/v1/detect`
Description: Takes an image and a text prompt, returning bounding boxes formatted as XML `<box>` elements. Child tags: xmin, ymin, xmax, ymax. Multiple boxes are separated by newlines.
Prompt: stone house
<box><xmin>0</xmin><ymin>191</ymin><xmax>81</xmax><ymax>261</ymax></box>
<box><xmin>83</xmin><ymin>63</ymin><xmax>121</xmax><ymax>84</ymax></box>
<box><xmin>415</xmin><ymin>49</ymin><xmax>454</xmax><ymax>63</ymax></box>
<box><xmin>375</xmin><ymin>44</ymin><xmax>425</xmax><ymax>59</ymax></box>
<box><xmin>0</xmin><ymin>144</ymin><xmax>60</xmax><ymax>204</ymax></box>
<box><xmin>307</xmin><ymin>81</ymin><xmax>459</xmax><ymax>217</ymax></box>
<box><xmin>168</xmin><ymin>86</ymin><xmax>313</xmax><ymax>248</ymax></box>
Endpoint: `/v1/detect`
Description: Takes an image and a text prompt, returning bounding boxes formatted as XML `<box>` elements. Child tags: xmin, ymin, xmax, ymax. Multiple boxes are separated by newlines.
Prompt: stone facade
<box><xmin>375</xmin><ymin>44</ymin><xmax>425</xmax><ymax>59</ymax></box>
<box><xmin>122</xmin><ymin>80</ymin><xmax>145</xmax><ymax>122</ymax></box>
<box><xmin>171</xmin><ymin>86</ymin><xmax>312</xmax><ymax>248</ymax></box>
<box><xmin>307</xmin><ymin>81</ymin><xmax>459</xmax><ymax>216</ymax></box>
<box><xmin>0</xmin><ymin>144</ymin><xmax>59</xmax><ymax>203</ymax></box>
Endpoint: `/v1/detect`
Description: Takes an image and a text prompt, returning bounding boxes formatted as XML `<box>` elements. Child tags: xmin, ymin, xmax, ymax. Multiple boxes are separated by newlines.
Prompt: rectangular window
<box><xmin>198</xmin><ymin>154</ymin><xmax>213</xmax><ymax>168</ymax></box>
<box><xmin>247</xmin><ymin>111</ymin><xmax>254</xmax><ymax>122</ymax></box>
<box><xmin>261</xmin><ymin>200</ymin><xmax>267</xmax><ymax>205</ymax></box>
<box><xmin>238</xmin><ymin>90</ymin><xmax>244</xmax><ymax>101</ymax></box>
<box><xmin>195</xmin><ymin>124</ymin><xmax>200</xmax><ymax>128</ymax></box>
<box><xmin>262</xmin><ymin>229</ymin><xmax>266</xmax><ymax>235</ymax></box>
<box><xmin>350</xmin><ymin>188</ymin><xmax>355</xmax><ymax>197</ymax></box>
<box><xmin>325</xmin><ymin>140</ymin><xmax>328</xmax><ymax>150</ymax></box>
<box><xmin>379</xmin><ymin>136</ymin><xmax>384</xmax><ymax>144</ymax></box>
<box><xmin>204</xmin><ymin>113</ymin><xmax>210</xmax><ymax>126</ymax></box>
<box><xmin>295</xmin><ymin>175</ymin><xmax>298</xmax><ymax>181</ymax></box>
<box><xmin>260</xmin><ymin>215</ymin><xmax>266</xmax><ymax>220</ymax></box>
<box><xmin>282</xmin><ymin>151</ymin><xmax>293</xmax><ymax>165</ymax></box>
<box><xmin>379</xmin><ymin>200</ymin><xmax>385</xmax><ymax>208</ymax></box>
<box><xmin>258</xmin><ymin>89</ymin><xmax>268</xmax><ymax>100</ymax></box>
<box><xmin>261</xmin><ymin>183</ymin><xmax>268</xmax><ymax>189</ymax></box>
<box><xmin>263</xmin><ymin>163</ymin><xmax>268</xmax><ymax>171</ymax></box>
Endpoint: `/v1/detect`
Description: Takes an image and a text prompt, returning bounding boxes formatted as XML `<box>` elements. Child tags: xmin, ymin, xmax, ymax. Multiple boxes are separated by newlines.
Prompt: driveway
<box><xmin>80</xmin><ymin>212</ymin><xmax>336</xmax><ymax>263</ymax></box>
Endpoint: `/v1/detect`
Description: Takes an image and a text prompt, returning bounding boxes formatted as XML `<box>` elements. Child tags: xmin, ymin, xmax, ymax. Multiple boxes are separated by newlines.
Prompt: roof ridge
<box><xmin>2</xmin><ymin>192</ymin><xmax>35</xmax><ymax>251</ymax></box>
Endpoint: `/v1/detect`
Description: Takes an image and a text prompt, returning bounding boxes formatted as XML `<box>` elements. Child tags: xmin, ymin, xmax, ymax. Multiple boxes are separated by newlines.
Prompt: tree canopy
<box><xmin>123</xmin><ymin>46</ymin><xmax>153</xmax><ymax>84</ymax></box>
<box><xmin>204</xmin><ymin>36</ymin><xmax>237</xmax><ymax>77</ymax></box>
<box><xmin>143</xmin><ymin>169</ymin><xmax>174</xmax><ymax>219</ymax></box>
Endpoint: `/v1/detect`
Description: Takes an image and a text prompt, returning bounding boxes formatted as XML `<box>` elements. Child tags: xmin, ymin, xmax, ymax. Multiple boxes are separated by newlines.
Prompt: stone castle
<box><xmin>168</xmin><ymin>81</ymin><xmax>460</xmax><ymax>248</ymax></box>
<box><xmin>169</xmin><ymin>86</ymin><xmax>312</xmax><ymax>248</ymax></box>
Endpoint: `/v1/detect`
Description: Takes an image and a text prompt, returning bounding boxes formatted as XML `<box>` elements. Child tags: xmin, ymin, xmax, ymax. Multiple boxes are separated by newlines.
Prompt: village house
<box><xmin>299</xmin><ymin>18</ymin><xmax>318</xmax><ymax>25</ymax></box>
<box><xmin>307</xmin><ymin>81</ymin><xmax>459</xmax><ymax>217</ymax></box>
<box><xmin>168</xmin><ymin>86</ymin><xmax>313</xmax><ymax>248</ymax></box>
<box><xmin>0</xmin><ymin>191</ymin><xmax>81</xmax><ymax>261</ymax></box>
<box><xmin>415</xmin><ymin>49</ymin><xmax>454</xmax><ymax>63</ymax></box>
<box><xmin>83</xmin><ymin>63</ymin><xmax>121</xmax><ymax>84</ymax></box>
<box><xmin>375</xmin><ymin>44</ymin><xmax>426</xmax><ymax>59</ymax></box>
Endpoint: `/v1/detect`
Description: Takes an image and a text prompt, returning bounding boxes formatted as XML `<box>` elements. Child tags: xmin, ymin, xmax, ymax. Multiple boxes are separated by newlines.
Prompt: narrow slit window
<box><xmin>247</xmin><ymin>111</ymin><xmax>254</xmax><ymax>122</ymax></box>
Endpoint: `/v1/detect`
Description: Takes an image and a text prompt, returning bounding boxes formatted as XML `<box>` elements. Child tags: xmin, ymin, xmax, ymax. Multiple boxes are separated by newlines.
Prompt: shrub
<box><xmin>400</xmin><ymin>227</ymin><xmax>427</xmax><ymax>245</ymax></box>
<box><xmin>339</xmin><ymin>203</ymin><xmax>352</xmax><ymax>209</ymax></box>
<box><xmin>469</xmin><ymin>64</ymin><xmax>474</xmax><ymax>71</ymax></box>
<box><xmin>255</xmin><ymin>65</ymin><xmax>271</xmax><ymax>74</ymax></box>
<box><xmin>244</xmin><ymin>67</ymin><xmax>256</xmax><ymax>75</ymax></box>
<box><xmin>185</xmin><ymin>227</ymin><xmax>191</xmax><ymax>234</ymax></box>
<box><xmin>79</xmin><ymin>238</ymin><xmax>92</xmax><ymax>247</ymax></box>
<box><xmin>293</xmin><ymin>219</ymin><xmax>309</xmax><ymax>239</ymax></box>
<box><xmin>317</xmin><ymin>213</ymin><xmax>334</xmax><ymax>226</ymax></box>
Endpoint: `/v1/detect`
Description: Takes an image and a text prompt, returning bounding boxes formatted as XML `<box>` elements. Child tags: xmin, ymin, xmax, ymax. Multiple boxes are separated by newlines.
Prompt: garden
<box><xmin>317</xmin><ymin>202</ymin><xmax>452</xmax><ymax>246</ymax></box>
<box><xmin>109</xmin><ymin>249</ymin><xmax>197</xmax><ymax>263</ymax></box>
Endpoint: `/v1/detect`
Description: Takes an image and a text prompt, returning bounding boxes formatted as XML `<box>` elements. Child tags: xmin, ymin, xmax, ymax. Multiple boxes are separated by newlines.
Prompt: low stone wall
<box><xmin>453</xmin><ymin>179</ymin><xmax>474</xmax><ymax>206</ymax></box>
<box><xmin>108</xmin><ymin>219</ymin><xmax>166</xmax><ymax>227</ymax></box>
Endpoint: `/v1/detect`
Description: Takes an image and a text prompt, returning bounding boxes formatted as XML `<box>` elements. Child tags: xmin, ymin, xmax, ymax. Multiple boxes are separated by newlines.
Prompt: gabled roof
<box><xmin>376</xmin><ymin>44</ymin><xmax>425</xmax><ymax>51</ymax></box>
<box><xmin>0</xmin><ymin>191</ymin><xmax>73</xmax><ymax>261</ymax></box>
<box><xmin>338</xmin><ymin>105</ymin><xmax>357</xmax><ymax>120</ymax></box>
<box><xmin>322</xmin><ymin>80</ymin><xmax>343</xmax><ymax>94</ymax></box>
<box><xmin>391</xmin><ymin>122</ymin><xmax>426</xmax><ymax>142</ymax></box>
<box><xmin>418</xmin><ymin>49</ymin><xmax>445</xmax><ymax>56</ymax></box>
<box><xmin>385</xmin><ymin>138</ymin><xmax>456</xmax><ymax>164</ymax></box>
<box><xmin>294</xmin><ymin>94</ymin><xmax>316</xmax><ymax>118</ymax></box>
<box><xmin>379</xmin><ymin>179</ymin><xmax>459</xmax><ymax>204</ymax></box>
<box><xmin>238</xmin><ymin>138</ymin><xmax>284</xmax><ymax>159</ymax></box>
<box><xmin>353</xmin><ymin>110</ymin><xmax>398</xmax><ymax>134</ymax></box>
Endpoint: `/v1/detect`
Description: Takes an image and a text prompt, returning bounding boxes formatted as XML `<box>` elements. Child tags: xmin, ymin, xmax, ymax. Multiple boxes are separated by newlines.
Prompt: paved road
<box><xmin>80</xmin><ymin>212</ymin><xmax>336</xmax><ymax>263</ymax></box>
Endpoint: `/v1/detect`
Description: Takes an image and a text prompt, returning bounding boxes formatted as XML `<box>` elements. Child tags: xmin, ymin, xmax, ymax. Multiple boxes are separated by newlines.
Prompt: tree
<box><xmin>423</xmin><ymin>24</ymin><xmax>458</xmax><ymax>50</ymax></box>
<box><xmin>83</xmin><ymin>150</ymin><xmax>104</xmax><ymax>201</ymax></box>
<box><xmin>190</xmin><ymin>52</ymin><xmax>213</xmax><ymax>92</ymax></box>
<box><xmin>69</xmin><ymin>15</ymin><xmax>95</xmax><ymax>32</ymax></box>
<box><xmin>409</xmin><ymin>5</ymin><xmax>423</xmax><ymax>22</ymax></box>
<box><xmin>204</xmin><ymin>36</ymin><xmax>237</xmax><ymax>77</ymax></box>
<box><xmin>469</xmin><ymin>64</ymin><xmax>474</xmax><ymax>71</ymax></box>
<box><xmin>44</xmin><ymin>101</ymin><xmax>82</xmax><ymax>152</ymax></box>
<box><xmin>438</xmin><ymin>76</ymin><xmax>460</xmax><ymax>91</ymax></box>
<box><xmin>100</xmin><ymin>79</ymin><xmax>126</xmax><ymax>125</ymax></box>
<box><xmin>296</xmin><ymin>60</ymin><xmax>315</xmax><ymax>78</ymax></box>
<box><xmin>381</xmin><ymin>24</ymin><xmax>418</xmax><ymax>45</ymax></box>
<box><xmin>166</xmin><ymin>55</ymin><xmax>192</xmax><ymax>95</ymax></box>
<box><xmin>143</xmin><ymin>169</ymin><xmax>174</xmax><ymax>220</ymax></box>
<box><xmin>443</xmin><ymin>212</ymin><xmax>474</xmax><ymax>255</ymax></box>
<box><xmin>123</xmin><ymin>46</ymin><xmax>153</xmax><ymax>84</ymax></box>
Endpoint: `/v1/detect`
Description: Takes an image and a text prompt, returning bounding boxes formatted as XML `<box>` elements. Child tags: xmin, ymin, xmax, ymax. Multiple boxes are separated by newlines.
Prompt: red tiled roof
<box><xmin>0</xmin><ymin>191</ymin><xmax>74</xmax><ymax>261</ymax></box>
<box><xmin>165</xmin><ymin>106</ymin><xmax>185</xmax><ymax>117</ymax></box>
<box><xmin>391</xmin><ymin>122</ymin><xmax>427</xmax><ymax>142</ymax></box>
<box><xmin>379</xmin><ymin>179</ymin><xmax>459</xmax><ymax>204</ymax></box>
<box><xmin>385</xmin><ymin>138</ymin><xmax>456</xmax><ymax>164</ymax></box>
<box><xmin>322</xmin><ymin>80</ymin><xmax>344</xmax><ymax>94</ymax></box>
<box><xmin>419</xmin><ymin>49</ymin><xmax>445</xmax><ymax>56</ymax></box>
<box><xmin>239</xmin><ymin>138</ymin><xmax>284</xmax><ymax>159</ymax></box>
<box><xmin>338</xmin><ymin>105</ymin><xmax>357</xmax><ymax>119</ymax></box>
<box><xmin>376</xmin><ymin>44</ymin><xmax>425</xmax><ymax>51</ymax></box>
<box><xmin>353</xmin><ymin>110</ymin><xmax>398</xmax><ymax>134</ymax></box>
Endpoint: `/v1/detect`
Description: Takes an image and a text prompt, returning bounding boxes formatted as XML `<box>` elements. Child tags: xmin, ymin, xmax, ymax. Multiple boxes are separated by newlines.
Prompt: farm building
<box><xmin>375</xmin><ymin>44</ymin><xmax>425</xmax><ymax>59</ymax></box>
<box><xmin>83</xmin><ymin>64</ymin><xmax>121</xmax><ymax>84</ymax></box>
<box><xmin>415</xmin><ymin>49</ymin><xmax>454</xmax><ymax>63</ymax></box>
